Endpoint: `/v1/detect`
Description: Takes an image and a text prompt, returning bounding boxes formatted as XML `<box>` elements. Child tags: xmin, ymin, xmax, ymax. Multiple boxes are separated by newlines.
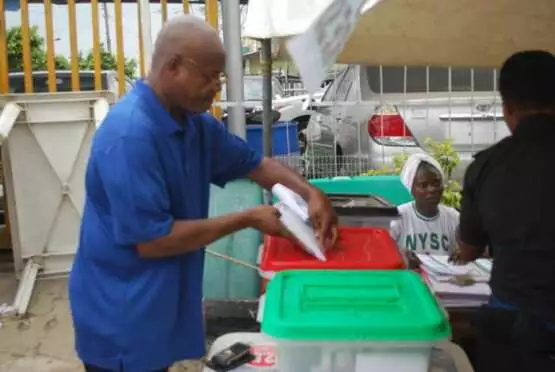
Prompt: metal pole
<box><xmin>102</xmin><ymin>2</ymin><xmax>112</xmax><ymax>53</ymax></box>
<box><xmin>205</xmin><ymin>0</ymin><xmax>221</xmax><ymax>119</ymax></box>
<box><xmin>139</xmin><ymin>0</ymin><xmax>153</xmax><ymax>74</ymax></box>
<box><xmin>260</xmin><ymin>38</ymin><xmax>273</xmax><ymax>204</ymax></box>
<box><xmin>261</xmin><ymin>38</ymin><xmax>273</xmax><ymax>158</ymax></box>
<box><xmin>222</xmin><ymin>0</ymin><xmax>246</xmax><ymax>139</ymax></box>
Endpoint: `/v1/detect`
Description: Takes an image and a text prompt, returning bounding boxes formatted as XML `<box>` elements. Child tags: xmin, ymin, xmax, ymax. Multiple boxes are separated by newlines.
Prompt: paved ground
<box><xmin>0</xmin><ymin>274</ymin><xmax>203</xmax><ymax>372</ymax></box>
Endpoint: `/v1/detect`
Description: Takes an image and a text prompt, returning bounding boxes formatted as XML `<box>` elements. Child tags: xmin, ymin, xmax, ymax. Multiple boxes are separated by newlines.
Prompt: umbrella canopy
<box><xmin>243</xmin><ymin>0</ymin><xmax>555</xmax><ymax>67</ymax></box>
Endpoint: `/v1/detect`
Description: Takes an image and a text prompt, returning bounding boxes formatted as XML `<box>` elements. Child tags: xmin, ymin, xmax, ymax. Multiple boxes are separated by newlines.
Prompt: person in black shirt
<box><xmin>453</xmin><ymin>50</ymin><xmax>555</xmax><ymax>371</ymax></box>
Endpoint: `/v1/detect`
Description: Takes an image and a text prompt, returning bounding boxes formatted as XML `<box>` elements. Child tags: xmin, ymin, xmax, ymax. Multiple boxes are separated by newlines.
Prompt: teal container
<box><xmin>203</xmin><ymin>180</ymin><xmax>263</xmax><ymax>299</ymax></box>
<box><xmin>310</xmin><ymin>175</ymin><xmax>413</xmax><ymax>206</ymax></box>
<box><xmin>262</xmin><ymin>269</ymin><xmax>450</xmax><ymax>341</ymax></box>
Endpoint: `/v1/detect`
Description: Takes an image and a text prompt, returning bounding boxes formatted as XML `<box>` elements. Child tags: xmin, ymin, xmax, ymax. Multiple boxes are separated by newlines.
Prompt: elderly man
<box><xmin>454</xmin><ymin>50</ymin><xmax>555</xmax><ymax>372</ymax></box>
<box><xmin>69</xmin><ymin>15</ymin><xmax>337</xmax><ymax>372</ymax></box>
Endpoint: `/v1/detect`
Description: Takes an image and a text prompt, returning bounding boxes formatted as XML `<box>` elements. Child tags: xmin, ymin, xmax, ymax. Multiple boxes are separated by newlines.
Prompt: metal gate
<box><xmin>0</xmin><ymin>91</ymin><xmax>113</xmax><ymax>313</ymax></box>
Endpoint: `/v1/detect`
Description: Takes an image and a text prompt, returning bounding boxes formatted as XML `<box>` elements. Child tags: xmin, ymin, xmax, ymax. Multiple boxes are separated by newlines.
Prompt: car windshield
<box><xmin>220</xmin><ymin>77</ymin><xmax>284</xmax><ymax>101</ymax></box>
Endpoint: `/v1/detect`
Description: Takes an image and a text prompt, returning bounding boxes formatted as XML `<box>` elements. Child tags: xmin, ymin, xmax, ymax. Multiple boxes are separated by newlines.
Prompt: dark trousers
<box><xmin>473</xmin><ymin>306</ymin><xmax>555</xmax><ymax>372</ymax></box>
<box><xmin>84</xmin><ymin>364</ymin><xmax>169</xmax><ymax>372</ymax></box>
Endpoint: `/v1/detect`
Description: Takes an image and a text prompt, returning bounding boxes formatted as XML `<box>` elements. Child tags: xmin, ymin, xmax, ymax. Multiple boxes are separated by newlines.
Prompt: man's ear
<box><xmin>502</xmin><ymin>101</ymin><xmax>513</xmax><ymax>116</ymax></box>
<box><xmin>166</xmin><ymin>54</ymin><xmax>181</xmax><ymax>75</ymax></box>
<box><xmin>502</xmin><ymin>102</ymin><xmax>519</xmax><ymax>133</ymax></box>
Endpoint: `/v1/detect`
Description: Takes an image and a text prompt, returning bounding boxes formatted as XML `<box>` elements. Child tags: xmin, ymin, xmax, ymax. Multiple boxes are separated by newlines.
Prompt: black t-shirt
<box><xmin>460</xmin><ymin>114</ymin><xmax>555</xmax><ymax>324</ymax></box>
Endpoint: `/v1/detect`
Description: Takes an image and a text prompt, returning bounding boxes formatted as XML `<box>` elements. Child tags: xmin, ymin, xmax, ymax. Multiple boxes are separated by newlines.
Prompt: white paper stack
<box><xmin>271</xmin><ymin>184</ymin><xmax>326</xmax><ymax>261</ymax></box>
<box><xmin>417</xmin><ymin>254</ymin><xmax>493</xmax><ymax>308</ymax></box>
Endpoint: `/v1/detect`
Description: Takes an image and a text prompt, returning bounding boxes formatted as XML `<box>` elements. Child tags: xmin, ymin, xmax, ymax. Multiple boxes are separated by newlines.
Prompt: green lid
<box><xmin>262</xmin><ymin>270</ymin><xmax>450</xmax><ymax>342</ymax></box>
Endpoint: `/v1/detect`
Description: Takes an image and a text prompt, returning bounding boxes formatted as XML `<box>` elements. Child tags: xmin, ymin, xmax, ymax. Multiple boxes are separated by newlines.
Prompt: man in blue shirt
<box><xmin>69</xmin><ymin>15</ymin><xmax>338</xmax><ymax>372</ymax></box>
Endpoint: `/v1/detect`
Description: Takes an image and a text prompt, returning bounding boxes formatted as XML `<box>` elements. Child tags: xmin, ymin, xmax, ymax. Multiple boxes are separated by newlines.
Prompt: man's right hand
<box><xmin>449</xmin><ymin>246</ymin><xmax>480</xmax><ymax>265</ymax></box>
<box><xmin>246</xmin><ymin>205</ymin><xmax>290</xmax><ymax>237</ymax></box>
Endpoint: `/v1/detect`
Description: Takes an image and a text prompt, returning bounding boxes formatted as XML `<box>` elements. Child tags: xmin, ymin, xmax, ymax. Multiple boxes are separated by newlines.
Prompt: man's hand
<box><xmin>307</xmin><ymin>188</ymin><xmax>338</xmax><ymax>249</ymax></box>
<box><xmin>247</xmin><ymin>158</ymin><xmax>338</xmax><ymax>246</ymax></box>
<box><xmin>405</xmin><ymin>250</ymin><xmax>422</xmax><ymax>270</ymax></box>
<box><xmin>246</xmin><ymin>205</ymin><xmax>291</xmax><ymax>238</ymax></box>
<box><xmin>449</xmin><ymin>246</ymin><xmax>480</xmax><ymax>265</ymax></box>
<box><xmin>449</xmin><ymin>229</ymin><xmax>485</xmax><ymax>265</ymax></box>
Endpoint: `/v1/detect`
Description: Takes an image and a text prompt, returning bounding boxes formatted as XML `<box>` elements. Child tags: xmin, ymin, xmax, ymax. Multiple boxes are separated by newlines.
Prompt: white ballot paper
<box><xmin>286</xmin><ymin>0</ymin><xmax>383</xmax><ymax>94</ymax></box>
<box><xmin>271</xmin><ymin>184</ymin><xmax>326</xmax><ymax>261</ymax></box>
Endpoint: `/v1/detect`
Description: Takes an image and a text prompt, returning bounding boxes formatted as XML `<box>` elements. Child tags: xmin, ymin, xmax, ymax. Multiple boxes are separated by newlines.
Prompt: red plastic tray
<box><xmin>260</xmin><ymin>227</ymin><xmax>405</xmax><ymax>272</ymax></box>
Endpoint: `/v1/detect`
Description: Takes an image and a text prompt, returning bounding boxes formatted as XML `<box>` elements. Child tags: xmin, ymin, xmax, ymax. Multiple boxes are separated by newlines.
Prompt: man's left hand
<box><xmin>307</xmin><ymin>189</ymin><xmax>338</xmax><ymax>249</ymax></box>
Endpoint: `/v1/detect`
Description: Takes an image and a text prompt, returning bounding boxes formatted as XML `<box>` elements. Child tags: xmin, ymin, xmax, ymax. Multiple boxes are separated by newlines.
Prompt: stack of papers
<box><xmin>417</xmin><ymin>254</ymin><xmax>493</xmax><ymax>308</ymax></box>
<box><xmin>271</xmin><ymin>184</ymin><xmax>326</xmax><ymax>261</ymax></box>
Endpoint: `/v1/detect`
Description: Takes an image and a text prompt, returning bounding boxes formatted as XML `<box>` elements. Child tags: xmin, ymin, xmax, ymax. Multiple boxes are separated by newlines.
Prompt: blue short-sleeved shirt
<box><xmin>69</xmin><ymin>80</ymin><xmax>262</xmax><ymax>372</ymax></box>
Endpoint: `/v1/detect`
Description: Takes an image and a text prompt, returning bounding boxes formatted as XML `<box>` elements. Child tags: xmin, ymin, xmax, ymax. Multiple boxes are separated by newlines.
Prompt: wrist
<box><xmin>241</xmin><ymin>206</ymin><xmax>269</xmax><ymax>229</ymax></box>
<box><xmin>238</xmin><ymin>209</ymin><xmax>256</xmax><ymax>229</ymax></box>
<box><xmin>305</xmin><ymin>186</ymin><xmax>323</xmax><ymax>202</ymax></box>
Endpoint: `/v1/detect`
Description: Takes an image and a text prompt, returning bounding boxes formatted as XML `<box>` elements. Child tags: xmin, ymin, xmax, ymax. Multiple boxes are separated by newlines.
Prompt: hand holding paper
<box><xmin>307</xmin><ymin>188</ymin><xmax>339</xmax><ymax>249</ymax></box>
<box><xmin>272</xmin><ymin>184</ymin><xmax>333</xmax><ymax>261</ymax></box>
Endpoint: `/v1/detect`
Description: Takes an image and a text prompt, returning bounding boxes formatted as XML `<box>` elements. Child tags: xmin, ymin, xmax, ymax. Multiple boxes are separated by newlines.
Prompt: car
<box><xmin>304</xmin><ymin>65</ymin><xmax>510</xmax><ymax>181</ymax></box>
<box><xmin>8</xmin><ymin>70</ymin><xmax>135</xmax><ymax>95</ymax></box>
<box><xmin>219</xmin><ymin>74</ymin><xmax>320</xmax><ymax>133</ymax></box>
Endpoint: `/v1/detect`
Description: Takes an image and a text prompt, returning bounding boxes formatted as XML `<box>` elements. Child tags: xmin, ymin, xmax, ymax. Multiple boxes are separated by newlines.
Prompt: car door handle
<box><xmin>439</xmin><ymin>113</ymin><xmax>504</xmax><ymax>121</ymax></box>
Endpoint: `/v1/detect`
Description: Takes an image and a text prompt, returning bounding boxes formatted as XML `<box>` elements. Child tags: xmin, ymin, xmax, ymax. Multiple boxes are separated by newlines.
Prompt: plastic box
<box><xmin>246</xmin><ymin>122</ymin><xmax>299</xmax><ymax>156</ymax></box>
<box><xmin>328</xmin><ymin>193</ymin><xmax>399</xmax><ymax>228</ymax></box>
<box><xmin>310</xmin><ymin>175</ymin><xmax>413</xmax><ymax>206</ymax></box>
<box><xmin>203</xmin><ymin>181</ymin><xmax>264</xmax><ymax>299</ymax></box>
<box><xmin>262</xmin><ymin>270</ymin><xmax>451</xmax><ymax>372</ymax></box>
<box><xmin>258</xmin><ymin>227</ymin><xmax>405</xmax><ymax>293</ymax></box>
<box><xmin>202</xmin><ymin>332</ymin><xmax>474</xmax><ymax>372</ymax></box>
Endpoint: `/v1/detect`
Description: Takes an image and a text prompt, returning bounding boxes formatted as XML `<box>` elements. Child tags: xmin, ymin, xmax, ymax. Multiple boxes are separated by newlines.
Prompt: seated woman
<box><xmin>390</xmin><ymin>154</ymin><xmax>459</xmax><ymax>256</ymax></box>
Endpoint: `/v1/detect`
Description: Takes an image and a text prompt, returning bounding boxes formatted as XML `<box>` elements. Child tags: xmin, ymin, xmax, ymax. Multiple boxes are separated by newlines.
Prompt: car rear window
<box><xmin>366</xmin><ymin>66</ymin><xmax>497</xmax><ymax>94</ymax></box>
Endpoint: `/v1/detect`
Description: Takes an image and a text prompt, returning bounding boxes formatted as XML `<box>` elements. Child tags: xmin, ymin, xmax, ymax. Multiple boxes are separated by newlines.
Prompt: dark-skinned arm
<box><xmin>137</xmin><ymin>203</ymin><xmax>285</xmax><ymax>258</ymax></box>
<box><xmin>450</xmin><ymin>165</ymin><xmax>488</xmax><ymax>264</ymax></box>
<box><xmin>136</xmin><ymin>211</ymin><xmax>250</xmax><ymax>258</ymax></box>
<box><xmin>452</xmin><ymin>226</ymin><xmax>486</xmax><ymax>264</ymax></box>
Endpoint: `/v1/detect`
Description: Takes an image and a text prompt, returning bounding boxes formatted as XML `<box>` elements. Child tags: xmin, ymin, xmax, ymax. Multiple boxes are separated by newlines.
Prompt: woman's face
<box><xmin>412</xmin><ymin>168</ymin><xmax>443</xmax><ymax>208</ymax></box>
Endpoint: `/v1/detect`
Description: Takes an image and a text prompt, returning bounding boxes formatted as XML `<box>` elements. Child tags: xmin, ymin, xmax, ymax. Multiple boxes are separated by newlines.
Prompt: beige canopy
<box><xmin>244</xmin><ymin>0</ymin><xmax>555</xmax><ymax>68</ymax></box>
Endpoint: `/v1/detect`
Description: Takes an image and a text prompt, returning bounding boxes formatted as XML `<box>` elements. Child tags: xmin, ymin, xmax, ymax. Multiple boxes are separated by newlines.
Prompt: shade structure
<box><xmin>243</xmin><ymin>0</ymin><xmax>555</xmax><ymax>68</ymax></box>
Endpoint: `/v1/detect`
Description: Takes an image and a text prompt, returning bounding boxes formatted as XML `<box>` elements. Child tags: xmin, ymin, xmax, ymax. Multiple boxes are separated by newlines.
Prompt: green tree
<box><xmin>7</xmin><ymin>26</ymin><xmax>136</xmax><ymax>79</ymax></box>
<box><xmin>79</xmin><ymin>44</ymin><xmax>137</xmax><ymax>79</ymax></box>
<box><xmin>7</xmin><ymin>25</ymin><xmax>63</xmax><ymax>70</ymax></box>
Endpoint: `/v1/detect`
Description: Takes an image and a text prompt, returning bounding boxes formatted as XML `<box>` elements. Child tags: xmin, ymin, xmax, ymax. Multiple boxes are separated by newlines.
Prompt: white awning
<box><xmin>243</xmin><ymin>0</ymin><xmax>555</xmax><ymax>68</ymax></box>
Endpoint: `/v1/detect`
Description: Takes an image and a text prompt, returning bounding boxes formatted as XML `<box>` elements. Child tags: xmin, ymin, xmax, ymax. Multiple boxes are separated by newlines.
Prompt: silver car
<box><xmin>304</xmin><ymin>65</ymin><xmax>510</xmax><ymax>181</ymax></box>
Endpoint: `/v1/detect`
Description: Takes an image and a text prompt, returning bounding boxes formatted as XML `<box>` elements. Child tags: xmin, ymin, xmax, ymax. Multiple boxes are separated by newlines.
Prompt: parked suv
<box><xmin>305</xmin><ymin>65</ymin><xmax>510</xmax><ymax>181</ymax></box>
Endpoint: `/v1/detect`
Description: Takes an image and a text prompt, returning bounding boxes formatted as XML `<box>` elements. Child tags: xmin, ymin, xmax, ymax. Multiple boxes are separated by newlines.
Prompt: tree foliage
<box><xmin>78</xmin><ymin>44</ymin><xmax>137</xmax><ymax>79</ymax></box>
<box><xmin>7</xmin><ymin>26</ymin><xmax>136</xmax><ymax>79</ymax></box>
